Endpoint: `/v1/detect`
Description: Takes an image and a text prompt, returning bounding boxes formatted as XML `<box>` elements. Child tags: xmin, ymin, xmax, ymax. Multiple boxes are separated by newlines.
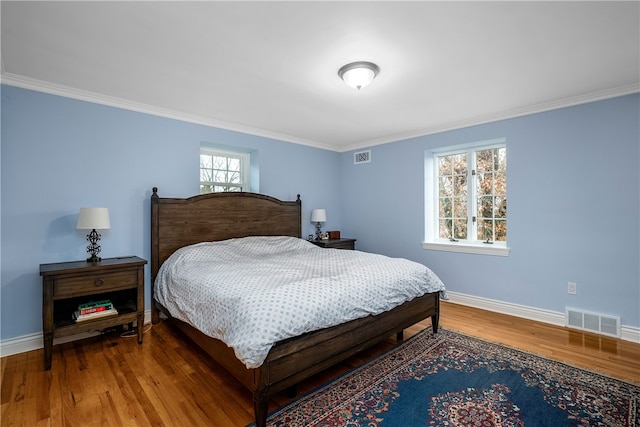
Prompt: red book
<box><xmin>80</xmin><ymin>305</ymin><xmax>109</xmax><ymax>315</ymax></box>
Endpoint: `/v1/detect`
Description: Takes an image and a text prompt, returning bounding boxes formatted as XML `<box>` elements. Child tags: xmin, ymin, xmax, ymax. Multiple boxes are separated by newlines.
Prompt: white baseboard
<box><xmin>444</xmin><ymin>291</ymin><xmax>640</xmax><ymax>344</ymax></box>
<box><xmin>3</xmin><ymin>297</ymin><xmax>639</xmax><ymax>358</ymax></box>
<box><xmin>0</xmin><ymin>310</ymin><xmax>152</xmax><ymax>358</ymax></box>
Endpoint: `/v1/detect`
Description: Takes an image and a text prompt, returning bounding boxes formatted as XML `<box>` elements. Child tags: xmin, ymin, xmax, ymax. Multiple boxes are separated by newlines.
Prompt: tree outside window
<box><xmin>437</xmin><ymin>145</ymin><xmax>506</xmax><ymax>244</ymax></box>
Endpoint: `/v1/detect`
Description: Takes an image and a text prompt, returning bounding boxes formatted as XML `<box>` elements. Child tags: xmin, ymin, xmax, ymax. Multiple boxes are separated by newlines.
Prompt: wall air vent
<box><xmin>354</xmin><ymin>150</ymin><xmax>371</xmax><ymax>164</ymax></box>
<box><xmin>566</xmin><ymin>307</ymin><xmax>620</xmax><ymax>338</ymax></box>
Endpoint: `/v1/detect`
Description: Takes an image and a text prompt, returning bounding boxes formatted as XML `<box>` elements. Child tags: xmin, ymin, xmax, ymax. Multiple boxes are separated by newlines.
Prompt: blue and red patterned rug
<box><xmin>258</xmin><ymin>328</ymin><xmax>639</xmax><ymax>426</ymax></box>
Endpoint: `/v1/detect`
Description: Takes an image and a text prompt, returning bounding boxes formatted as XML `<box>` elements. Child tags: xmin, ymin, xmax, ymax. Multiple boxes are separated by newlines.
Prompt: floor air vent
<box><xmin>354</xmin><ymin>150</ymin><xmax>371</xmax><ymax>164</ymax></box>
<box><xmin>566</xmin><ymin>307</ymin><xmax>620</xmax><ymax>337</ymax></box>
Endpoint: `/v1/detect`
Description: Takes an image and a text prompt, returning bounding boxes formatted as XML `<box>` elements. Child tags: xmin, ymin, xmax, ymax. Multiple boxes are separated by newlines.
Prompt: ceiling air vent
<box><xmin>354</xmin><ymin>150</ymin><xmax>371</xmax><ymax>164</ymax></box>
<box><xmin>566</xmin><ymin>307</ymin><xmax>620</xmax><ymax>337</ymax></box>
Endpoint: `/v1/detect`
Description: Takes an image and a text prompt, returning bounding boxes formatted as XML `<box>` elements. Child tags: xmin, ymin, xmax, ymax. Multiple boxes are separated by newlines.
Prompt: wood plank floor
<box><xmin>2</xmin><ymin>301</ymin><xmax>639</xmax><ymax>426</ymax></box>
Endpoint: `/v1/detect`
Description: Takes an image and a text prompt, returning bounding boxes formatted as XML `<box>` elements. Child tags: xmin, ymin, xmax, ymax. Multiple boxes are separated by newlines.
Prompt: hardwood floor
<box><xmin>2</xmin><ymin>301</ymin><xmax>639</xmax><ymax>426</ymax></box>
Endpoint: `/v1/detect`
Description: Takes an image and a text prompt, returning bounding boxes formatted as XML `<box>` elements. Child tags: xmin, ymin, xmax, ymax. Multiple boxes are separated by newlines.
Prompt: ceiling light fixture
<box><xmin>338</xmin><ymin>61</ymin><xmax>380</xmax><ymax>90</ymax></box>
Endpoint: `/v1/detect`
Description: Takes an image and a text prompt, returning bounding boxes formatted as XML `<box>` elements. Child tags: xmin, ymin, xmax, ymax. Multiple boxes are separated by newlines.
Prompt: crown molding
<box><xmin>341</xmin><ymin>83</ymin><xmax>640</xmax><ymax>152</ymax></box>
<box><xmin>0</xmin><ymin>72</ymin><xmax>330</xmax><ymax>150</ymax></box>
<box><xmin>2</xmin><ymin>73</ymin><xmax>637</xmax><ymax>153</ymax></box>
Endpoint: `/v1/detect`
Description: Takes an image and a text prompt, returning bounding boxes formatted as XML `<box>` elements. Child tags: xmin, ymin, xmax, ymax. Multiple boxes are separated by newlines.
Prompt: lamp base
<box><xmin>85</xmin><ymin>229</ymin><xmax>102</xmax><ymax>263</ymax></box>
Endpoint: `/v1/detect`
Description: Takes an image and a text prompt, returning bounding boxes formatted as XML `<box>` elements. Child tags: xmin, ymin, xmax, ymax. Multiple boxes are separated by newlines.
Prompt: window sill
<box><xmin>422</xmin><ymin>241</ymin><xmax>510</xmax><ymax>257</ymax></box>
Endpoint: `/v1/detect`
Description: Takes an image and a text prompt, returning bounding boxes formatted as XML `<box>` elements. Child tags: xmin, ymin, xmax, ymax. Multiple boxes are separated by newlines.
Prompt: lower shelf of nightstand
<box><xmin>53</xmin><ymin>312</ymin><xmax>140</xmax><ymax>339</ymax></box>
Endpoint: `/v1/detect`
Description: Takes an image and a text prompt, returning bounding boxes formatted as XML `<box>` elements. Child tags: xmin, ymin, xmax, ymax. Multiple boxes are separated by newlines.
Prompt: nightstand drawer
<box><xmin>54</xmin><ymin>270</ymin><xmax>138</xmax><ymax>299</ymax></box>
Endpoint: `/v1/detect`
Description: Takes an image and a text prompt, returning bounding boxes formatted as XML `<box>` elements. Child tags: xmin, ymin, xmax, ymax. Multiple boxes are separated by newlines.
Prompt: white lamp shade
<box><xmin>76</xmin><ymin>208</ymin><xmax>110</xmax><ymax>230</ymax></box>
<box><xmin>311</xmin><ymin>209</ymin><xmax>327</xmax><ymax>222</ymax></box>
<box><xmin>310</xmin><ymin>209</ymin><xmax>327</xmax><ymax>223</ymax></box>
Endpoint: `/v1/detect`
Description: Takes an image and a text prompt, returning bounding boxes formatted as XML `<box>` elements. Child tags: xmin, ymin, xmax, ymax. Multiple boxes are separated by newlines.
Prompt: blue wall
<box><xmin>340</xmin><ymin>94</ymin><xmax>640</xmax><ymax>328</ymax></box>
<box><xmin>2</xmin><ymin>85</ymin><xmax>638</xmax><ymax>343</ymax></box>
<box><xmin>0</xmin><ymin>85</ymin><xmax>341</xmax><ymax>340</ymax></box>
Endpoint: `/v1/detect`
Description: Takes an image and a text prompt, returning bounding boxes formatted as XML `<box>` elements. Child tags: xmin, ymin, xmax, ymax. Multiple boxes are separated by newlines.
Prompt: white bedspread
<box><xmin>154</xmin><ymin>236</ymin><xmax>446</xmax><ymax>368</ymax></box>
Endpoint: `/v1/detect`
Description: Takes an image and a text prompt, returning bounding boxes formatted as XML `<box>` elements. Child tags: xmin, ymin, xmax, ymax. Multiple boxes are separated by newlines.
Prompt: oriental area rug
<box><xmin>251</xmin><ymin>328</ymin><xmax>639</xmax><ymax>427</ymax></box>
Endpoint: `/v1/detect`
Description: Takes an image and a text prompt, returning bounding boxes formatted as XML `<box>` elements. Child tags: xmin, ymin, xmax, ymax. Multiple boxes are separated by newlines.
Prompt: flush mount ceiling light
<box><xmin>338</xmin><ymin>61</ymin><xmax>380</xmax><ymax>90</ymax></box>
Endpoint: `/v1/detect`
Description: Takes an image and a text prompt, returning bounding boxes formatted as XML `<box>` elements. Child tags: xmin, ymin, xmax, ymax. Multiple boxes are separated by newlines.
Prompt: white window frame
<box><xmin>200</xmin><ymin>147</ymin><xmax>250</xmax><ymax>193</ymax></box>
<box><xmin>423</xmin><ymin>138</ymin><xmax>509</xmax><ymax>256</ymax></box>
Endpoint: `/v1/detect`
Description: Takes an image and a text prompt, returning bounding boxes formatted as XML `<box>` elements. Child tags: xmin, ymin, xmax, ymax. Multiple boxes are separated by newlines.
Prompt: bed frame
<box><xmin>149</xmin><ymin>187</ymin><xmax>440</xmax><ymax>427</ymax></box>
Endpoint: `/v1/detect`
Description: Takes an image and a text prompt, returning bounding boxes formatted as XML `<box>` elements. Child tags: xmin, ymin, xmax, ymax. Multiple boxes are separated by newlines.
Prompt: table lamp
<box><xmin>311</xmin><ymin>209</ymin><xmax>326</xmax><ymax>240</ymax></box>
<box><xmin>76</xmin><ymin>207</ymin><xmax>110</xmax><ymax>262</ymax></box>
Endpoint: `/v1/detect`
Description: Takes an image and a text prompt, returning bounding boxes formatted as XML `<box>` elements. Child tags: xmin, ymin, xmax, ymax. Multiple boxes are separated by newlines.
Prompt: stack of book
<box><xmin>73</xmin><ymin>299</ymin><xmax>118</xmax><ymax>322</ymax></box>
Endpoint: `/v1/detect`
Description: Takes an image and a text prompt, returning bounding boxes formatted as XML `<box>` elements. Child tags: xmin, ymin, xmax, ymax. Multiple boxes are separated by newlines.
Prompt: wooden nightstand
<box><xmin>40</xmin><ymin>256</ymin><xmax>147</xmax><ymax>370</ymax></box>
<box><xmin>310</xmin><ymin>238</ymin><xmax>356</xmax><ymax>250</ymax></box>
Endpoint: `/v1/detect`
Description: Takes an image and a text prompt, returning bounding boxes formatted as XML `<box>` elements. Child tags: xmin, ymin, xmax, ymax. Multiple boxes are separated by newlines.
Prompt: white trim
<box><xmin>340</xmin><ymin>84</ymin><xmax>640</xmax><ymax>152</ymax></box>
<box><xmin>430</xmin><ymin>138</ymin><xmax>507</xmax><ymax>154</ymax></box>
<box><xmin>422</xmin><ymin>241</ymin><xmax>510</xmax><ymax>256</ymax></box>
<box><xmin>0</xmin><ymin>73</ymin><xmax>324</xmax><ymax>151</ymax></box>
<box><xmin>0</xmin><ymin>310</ymin><xmax>153</xmax><ymax>358</ymax></box>
<box><xmin>444</xmin><ymin>291</ymin><xmax>640</xmax><ymax>343</ymax></box>
<box><xmin>3</xmin><ymin>300</ymin><xmax>639</xmax><ymax>357</ymax></box>
<box><xmin>0</xmin><ymin>332</ymin><xmax>43</xmax><ymax>358</ymax></box>
<box><xmin>2</xmin><ymin>73</ymin><xmax>637</xmax><ymax>153</ymax></box>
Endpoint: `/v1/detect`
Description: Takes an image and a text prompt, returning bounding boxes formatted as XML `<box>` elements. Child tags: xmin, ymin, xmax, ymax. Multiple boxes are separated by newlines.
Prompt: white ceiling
<box><xmin>2</xmin><ymin>1</ymin><xmax>638</xmax><ymax>152</ymax></box>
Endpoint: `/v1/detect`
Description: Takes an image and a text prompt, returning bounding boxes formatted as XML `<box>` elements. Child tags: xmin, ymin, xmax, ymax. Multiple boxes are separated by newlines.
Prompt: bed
<box><xmin>150</xmin><ymin>187</ymin><xmax>444</xmax><ymax>427</ymax></box>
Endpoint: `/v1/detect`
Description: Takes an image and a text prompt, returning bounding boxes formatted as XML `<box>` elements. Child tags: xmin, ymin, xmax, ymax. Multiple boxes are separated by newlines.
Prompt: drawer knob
<box><xmin>94</xmin><ymin>278</ymin><xmax>104</xmax><ymax>287</ymax></box>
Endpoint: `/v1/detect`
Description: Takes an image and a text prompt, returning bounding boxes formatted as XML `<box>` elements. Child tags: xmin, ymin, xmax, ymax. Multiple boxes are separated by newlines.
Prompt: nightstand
<box><xmin>310</xmin><ymin>238</ymin><xmax>356</xmax><ymax>250</ymax></box>
<box><xmin>40</xmin><ymin>256</ymin><xmax>147</xmax><ymax>370</ymax></box>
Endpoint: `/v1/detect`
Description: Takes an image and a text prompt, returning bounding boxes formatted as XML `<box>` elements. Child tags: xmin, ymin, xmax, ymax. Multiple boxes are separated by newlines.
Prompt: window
<box><xmin>424</xmin><ymin>140</ymin><xmax>509</xmax><ymax>256</ymax></box>
<box><xmin>200</xmin><ymin>148</ymin><xmax>250</xmax><ymax>193</ymax></box>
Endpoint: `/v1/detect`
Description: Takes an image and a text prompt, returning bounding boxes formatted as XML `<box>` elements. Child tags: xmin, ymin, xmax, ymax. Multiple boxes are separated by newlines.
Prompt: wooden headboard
<box><xmin>150</xmin><ymin>187</ymin><xmax>302</xmax><ymax>284</ymax></box>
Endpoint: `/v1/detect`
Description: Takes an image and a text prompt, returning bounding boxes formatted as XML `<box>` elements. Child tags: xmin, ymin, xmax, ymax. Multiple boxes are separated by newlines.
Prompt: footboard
<box><xmin>253</xmin><ymin>291</ymin><xmax>440</xmax><ymax>426</ymax></box>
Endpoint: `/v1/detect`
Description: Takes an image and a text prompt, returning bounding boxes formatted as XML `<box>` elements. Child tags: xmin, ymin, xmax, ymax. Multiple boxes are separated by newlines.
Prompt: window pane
<box><xmin>495</xmin><ymin>171</ymin><xmax>506</xmax><ymax>195</ymax></box>
<box><xmin>495</xmin><ymin>220</ymin><xmax>507</xmax><ymax>241</ymax></box>
<box><xmin>477</xmin><ymin>172</ymin><xmax>493</xmax><ymax>195</ymax></box>
<box><xmin>200</xmin><ymin>168</ymin><xmax>212</xmax><ymax>181</ymax></box>
<box><xmin>228</xmin><ymin>171</ymin><xmax>240</xmax><ymax>184</ymax></box>
<box><xmin>438</xmin><ymin>156</ymin><xmax>452</xmax><ymax>175</ymax></box>
<box><xmin>439</xmin><ymin>176</ymin><xmax>452</xmax><ymax>197</ymax></box>
<box><xmin>495</xmin><ymin>196</ymin><xmax>507</xmax><ymax>218</ymax></box>
<box><xmin>228</xmin><ymin>158</ymin><xmax>240</xmax><ymax>171</ymax></box>
<box><xmin>496</xmin><ymin>147</ymin><xmax>507</xmax><ymax>171</ymax></box>
<box><xmin>439</xmin><ymin>198</ymin><xmax>452</xmax><ymax>217</ymax></box>
<box><xmin>476</xmin><ymin>149</ymin><xmax>493</xmax><ymax>172</ymax></box>
<box><xmin>214</xmin><ymin>170</ymin><xmax>227</xmax><ymax>182</ymax></box>
<box><xmin>478</xmin><ymin>196</ymin><xmax>494</xmax><ymax>218</ymax></box>
<box><xmin>439</xmin><ymin>219</ymin><xmax>452</xmax><ymax>239</ymax></box>
<box><xmin>478</xmin><ymin>220</ymin><xmax>493</xmax><ymax>241</ymax></box>
<box><xmin>438</xmin><ymin>153</ymin><xmax>469</xmax><ymax>241</ymax></box>
<box><xmin>453</xmin><ymin>196</ymin><xmax>467</xmax><ymax>218</ymax></box>
<box><xmin>452</xmin><ymin>153</ymin><xmax>467</xmax><ymax>175</ymax></box>
<box><xmin>453</xmin><ymin>219</ymin><xmax>467</xmax><ymax>239</ymax></box>
<box><xmin>454</xmin><ymin>175</ymin><xmax>467</xmax><ymax>196</ymax></box>
<box><xmin>213</xmin><ymin>156</ymin><xmax>226</xmax><ymax>169</ymax></box>
<box><xmin>200</xmin><ymin>154</ymin><xmax>212</xmax><ymax>168</ymax></box>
